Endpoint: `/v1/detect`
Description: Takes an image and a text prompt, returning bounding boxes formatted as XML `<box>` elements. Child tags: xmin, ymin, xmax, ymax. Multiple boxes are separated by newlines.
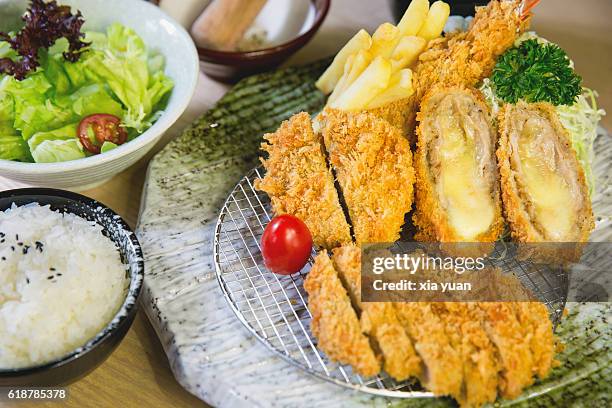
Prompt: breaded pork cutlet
<box><xmin>303</xmin><ymin>251</ymin><xmax>380</xmax><ymax>377</ymax></box>
<box><xmin>432</xmin><ymin>303</ymin><xmax>499</xmax><ymax>408</ymax></box>
<box><xmin>413</xmin><ymin>86</ymin><xmax>503</xmax><ymax>243</ymax></box>
<box><xmin>511</xmin><ymin>302</ymin><xmax>555</xmax><ymax>379</ymax></box>
<box><xmin>316</xmin><ymin>108</ymin><xmax>415</xmax><ymax>244</ymax></box>
<box><xmin>497</xmin><ymin>101</ymin><xmax>594</xmax><ymax>242</ymax></box>
<box><xmin>255</xmin><ymin>112</ymin><xmax>351</xmax><ymax>249</ymax></box>
<box><xmin>331</xmin><ymin>244</ymin><xmax>421</xmax><ymax>381</ymax></box>
<box><xmin>476</xmin><ymin>302</ymin><xmax>535</xmax><ymax>399</ymax></box>
<box><xmin>394</xmin><ymin>302</ymin><xmax>463</xmax><ymax>397</ymax></box>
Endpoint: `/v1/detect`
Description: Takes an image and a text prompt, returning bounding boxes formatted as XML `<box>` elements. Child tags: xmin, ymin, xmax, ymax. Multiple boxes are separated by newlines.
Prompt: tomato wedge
<box><xmin>78</xmin><ymin>114</ymin><xmax>128</xmax><ymax>154</ymax></box>
<box><xmin>261</xmin><ymin>214</ymin><xmax>313</xmax><ymax>275</ymax></box>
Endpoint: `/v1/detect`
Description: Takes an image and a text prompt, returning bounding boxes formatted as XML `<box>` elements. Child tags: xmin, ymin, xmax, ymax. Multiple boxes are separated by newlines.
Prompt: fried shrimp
<box><xmin>497</xmin><ymin>101</ymin><xmax>594</xmax><ymax>242</ymax></box>
<box><xmin>255</xmin><ymin>112</ymin><xmax>351</xmax><ymax>249</ymax></box>
<box><xmin>413</xmin><ymin>86</ymin><xmax>503</xmax><ymax>242</ymax></box>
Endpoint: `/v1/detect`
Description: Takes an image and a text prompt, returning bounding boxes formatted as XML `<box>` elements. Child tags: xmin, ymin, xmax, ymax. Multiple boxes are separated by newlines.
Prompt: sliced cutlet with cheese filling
<box><xmin>316</xmin><ymin>108</ymin><xmax>415</xmax><ymax>244</ymax></box>
<box><xmin>331</xmin><ymin>244</ymin><xmax>421</xmax><ymax>381</ymax></box>
<box><xmin>304</xmin><ymin>250</ymin><xmax>380</xmax><ymax>377</ymax></box>
<box><xmin>255</xmin><ymin>112</ymin><xmax>351</xmax><ymax>250</ymax></box>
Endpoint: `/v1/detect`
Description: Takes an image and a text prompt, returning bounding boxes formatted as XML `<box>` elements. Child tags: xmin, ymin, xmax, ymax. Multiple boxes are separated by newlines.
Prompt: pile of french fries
<box><xmin>316</xmin><ymin>0</ymin><xmax>450</xmax><ymax>111</ymax></box>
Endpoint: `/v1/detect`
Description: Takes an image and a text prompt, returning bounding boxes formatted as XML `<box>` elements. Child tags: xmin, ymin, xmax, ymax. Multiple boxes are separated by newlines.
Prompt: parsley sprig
<box><xmin>492</xmin><ymin>39</ymin><xmax>582</xmax><ymax>106</ymax></box>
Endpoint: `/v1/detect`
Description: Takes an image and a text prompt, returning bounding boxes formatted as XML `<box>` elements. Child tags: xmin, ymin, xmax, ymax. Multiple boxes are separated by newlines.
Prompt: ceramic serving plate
<box><xmin>136</xmin><ymin>59</ymin><xmax>611</xmax><ymax>407</ymax></box>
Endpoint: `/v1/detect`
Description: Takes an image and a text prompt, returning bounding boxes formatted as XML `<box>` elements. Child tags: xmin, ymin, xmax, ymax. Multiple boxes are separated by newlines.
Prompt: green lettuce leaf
<box><xmin>0</xmin><ymin>134</ymin><xmax>30</xmax><ymax>161</ymax></box>
<box><xmin>100</xmin><ymin>141</ymin><xmax>118</xmax><ymax>153</ymax></box>
<box><xmin>55</xmin><ymin>84</ymin><xmax>124</xmax><ymax>118</ymax></box>
<box><xmin>27</xmin><ymin>122</ymin><xmax>78</xmax><ymax>152</ymax></box>
<box><xmin>84</xmin><ymin>23</ymin><xmax>173</xmax><ymax>132</ymax></box>
<box><xmin>31</xmin><ymin>139</ymin><xmax>85</xmax><ymax>163</ymax></box>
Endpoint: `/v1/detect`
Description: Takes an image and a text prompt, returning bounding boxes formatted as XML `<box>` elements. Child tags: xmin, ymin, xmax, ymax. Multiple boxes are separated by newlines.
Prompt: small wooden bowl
<box><xmin>192</xmin><ymin>0</ymin><xmax>330</xmax><ymax>83</ymax></box>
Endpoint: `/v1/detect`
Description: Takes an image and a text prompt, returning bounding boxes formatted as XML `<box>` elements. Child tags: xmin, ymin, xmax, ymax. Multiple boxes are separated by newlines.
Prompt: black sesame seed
<box><xmin>26</xmin><ymin>278</ymin><xmax>30</xmax><ymax>284</ymax></box>
<box><xmin>35</xmin><ymin>241</ymin><xmax>44</xmax><ymax>252</ymax></box>
<box><xmin>47</xmin><ymin>275</ymin><xmax>54</xmax><ymax>280</ymax></box>
<box><xmin>1</xmin><ymin>257</ymin><xmax>5</xmax><ymax>261</ymax></box>
<box><xmin>0</xmin><ymin>239</ymin><xmax>4</xmax><ymax>243</ymax></box>
<box><xmin>0</xmin><ymin>232</ymin><xmax>4</xmax><ymax>238</ymax></box>
<box><xmin>17</xmin><ymin>242</ymin><xmax>23</xmax><ymax>247</ymax></box>
<box><xmin>22</xmin><ymin>245</ymin><xmax>30</xmax><ymax>255</ymax></box>
<box><xmin>50</xmin><ymin>267</ymin><xmax>56</xmax><ymax>271</ymax></box>
<box><xmin>11</xmin><ymin>246</ymin><xmax>14</xmax><ymax>251</ymax></box>
<box><xmin>15</xmin><ymin>234</ymin><xmax>18</xmax><ymax>241</ymax></box>
<box><xmin>56</xmin><ymin>273</ymin><xmax>62</xmax><ymax>277</ymax></box>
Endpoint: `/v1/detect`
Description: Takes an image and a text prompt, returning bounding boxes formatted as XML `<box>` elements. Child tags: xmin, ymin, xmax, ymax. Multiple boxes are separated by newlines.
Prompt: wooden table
<box><xmin>2</xmin><ymin>0</ymin><xmax>610</xmax><ymax>407</ymax></box>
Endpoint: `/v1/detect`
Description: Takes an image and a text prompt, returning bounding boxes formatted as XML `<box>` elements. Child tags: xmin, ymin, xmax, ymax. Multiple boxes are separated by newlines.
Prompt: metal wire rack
<box><xmin>213</xmin><ymin>167</ymin><xmax>568</xmax><ymax>398</ymax></box>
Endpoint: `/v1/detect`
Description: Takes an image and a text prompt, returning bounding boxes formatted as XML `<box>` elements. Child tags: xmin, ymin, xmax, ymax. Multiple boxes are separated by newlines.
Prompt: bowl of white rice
<box><xmin>0</xmin><ymin>188</ymin><xmax>143</xmax><ymax>386</ymax></box>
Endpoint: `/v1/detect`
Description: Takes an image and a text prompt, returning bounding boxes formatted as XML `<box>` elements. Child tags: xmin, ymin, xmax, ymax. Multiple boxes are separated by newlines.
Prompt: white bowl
<box><xmin>0</xmin><ymin>0</ymin><xmax>199</xmax><ymax>190</ymax></box>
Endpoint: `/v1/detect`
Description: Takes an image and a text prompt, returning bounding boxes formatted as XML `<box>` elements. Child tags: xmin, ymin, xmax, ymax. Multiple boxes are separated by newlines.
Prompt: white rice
<box><xmin>0</xmin><ymin>203</ymin><xmax>127</xmax><ymax>369</ymax></box>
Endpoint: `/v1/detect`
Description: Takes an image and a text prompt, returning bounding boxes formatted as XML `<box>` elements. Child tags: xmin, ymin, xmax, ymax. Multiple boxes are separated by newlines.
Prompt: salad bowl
<box><xmin>0</xmin><ymin>0</ymin><xmax>199</xmax><ymax>190</ymax></box>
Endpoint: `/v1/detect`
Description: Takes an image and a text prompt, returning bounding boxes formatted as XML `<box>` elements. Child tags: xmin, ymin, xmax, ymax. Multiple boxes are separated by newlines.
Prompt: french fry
<box><xmin>331</xmin><ymin>57</ymin><xmax>391</xmax><ymax>111</ymax></box>
<box><xmin>390</xmin><ymin>36</ymin><xmax>427</xmax><ymax>71</ymax></box>
<box><xmin>369</xmin><ymin>23</ymin><xmax>401</xmax><ymax>59</ymax></box>
<box><xmin>315</xmin><ymin>29</ymin><xmax>372</xmax><ymax>94</ymax></box>
<box><xmin>365</xmin><ymin>69</ymin><xmax>414</xmax><ymax>109</ymax></box>
<box><xmin>327</xmin><ymin>55</ymin><xmax>355</xmax><ymax>104</ymax></box>
<box><xmin>417</xmin><ymin>1</ymin><xmax>450</xmax><ymax>41</ymax></box>
<box><xmin>397</xmin><ymin>0</ymin><xmax>430</xmax><ymax>36</ymax></box>
<box><xmin>328</xmin><ymin>50</ymin><xmax>372</xmax><ymax>104</ymax></box>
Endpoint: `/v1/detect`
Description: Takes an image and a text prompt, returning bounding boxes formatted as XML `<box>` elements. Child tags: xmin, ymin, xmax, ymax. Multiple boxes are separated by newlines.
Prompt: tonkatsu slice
<box><xmin>317</xmin><ymin>108</ymin><xmax>415</xmax><ymax>244</ymax></box>
<box><xmin>332</xmin><ymin>244</ymin><xmax>421</xmax><ymax>381</ymax></box>
<box><xmin>394</xmin><ymin>301</ymin><xmax>464</xmax><ymax>397</ymax></box>
<box><xmin>497</xmin><ymin>101</ymin><xmax>594</xmax><ymax>242</ymax></box>
<box><xmin>255</xmin><ymin>112</ymin><xmax>351</xmax><ymax>249</ymax></box>
<box><xmin>476</xmin><ymin>302</ymin><xmax>535</xmax><ymax>399</ymax></box>
<box><xmin>303</xmin><ymin>250</ymin><xmax>380</xmax><ymax>377</ymax></box>
<box><xmin>413</xmin><ymin>86</ymin><xmax>503</xmax><ymax>242</ymax></box>
<box><xmin>432</xmin><ymin>303</ymin><xmax>500</xmax><ymax>407</ymax></box>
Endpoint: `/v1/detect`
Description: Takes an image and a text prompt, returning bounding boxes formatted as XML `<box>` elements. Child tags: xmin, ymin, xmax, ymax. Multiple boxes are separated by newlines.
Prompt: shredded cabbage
<box><xmin>557</xmin><ymin>88</ymin><xmax>605</xmax><ymax>195</ymax></box>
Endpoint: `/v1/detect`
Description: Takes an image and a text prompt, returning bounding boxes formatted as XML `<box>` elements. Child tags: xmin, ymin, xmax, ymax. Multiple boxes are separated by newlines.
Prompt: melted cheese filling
<box><xmin>436</xmin><ymin>110</ymin><xmax>494</xmax><ymax>240</ymax></box>
<box><xmin>518</xmin><ymin>118</ymin><xmax>574</xmax><ymax>240</ymax></box>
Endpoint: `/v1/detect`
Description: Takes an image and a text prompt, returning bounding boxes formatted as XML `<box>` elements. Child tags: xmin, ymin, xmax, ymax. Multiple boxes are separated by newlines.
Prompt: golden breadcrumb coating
<box><xmin>432</xmin><ymin>303</ymin><xmax>500</xmax><ymax>408</ymax></box>
<box><xmin>413</xmin><ymin>86</ymin><xmax>504</xmax><ymax>243</ymax></box>
<box><xmin>512</xmin><ymin>302</ymin><xmax>555</xmax><ymax>379</ymax></box>
<box><xmin>365</xmin><ymin>97</ymin><xmax>417</xmax><ymax>141</ymax></box>
<box><xmin>394</xmin><ymin>302</ymin><xmax>463</xmax><ymax>397</ymax></box>
<box><xmin>303</xmin><ymin>250</ymin><xmax>380</xmax><ymax>377</ymax></box>
<box><xmin>317</xmin><ymin>108</ymin><xmax>415</xmax><ymax>244</ymax></box>
<box><xmin>476</xmin><ymin>302</ymin><xmax>535</xmax><ymax>399</ymax></box>
<box><xmin>497</xmin><ymin>102</ymin><xmax>594</xmax><ymax>242</ymax></box>
<box><xmin>331</xmin><ymin>244</ymin><xmax>422</xmax><ymax>381</ymax></box>
<box><xmin>255</xmin><ymin>112</ymin><xmax>351</xmax><ymax>249</ymax></box>
<box><xmin>305</xmin><ymin>247</ymin><xmax>556</xmax><ymax>406</ymax></box>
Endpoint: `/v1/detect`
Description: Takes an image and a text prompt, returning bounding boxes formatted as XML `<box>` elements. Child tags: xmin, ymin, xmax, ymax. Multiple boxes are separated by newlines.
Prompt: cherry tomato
<box><xmin>78</xmin><ymin>114</ymin><xmax>128</xmax><ymax>154</ymax></box>
<box><xmin>261</xmin><ymin>214</ymin><xmax>313</xmax><ymax>275</ymax></box>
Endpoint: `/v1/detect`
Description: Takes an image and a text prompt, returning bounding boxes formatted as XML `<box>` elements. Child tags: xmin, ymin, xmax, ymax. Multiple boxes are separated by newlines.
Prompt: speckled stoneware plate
<box><xmin>136</xmin><ymin>59</ymin><xmax>611</xmax><ymax>407</ymax></box>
